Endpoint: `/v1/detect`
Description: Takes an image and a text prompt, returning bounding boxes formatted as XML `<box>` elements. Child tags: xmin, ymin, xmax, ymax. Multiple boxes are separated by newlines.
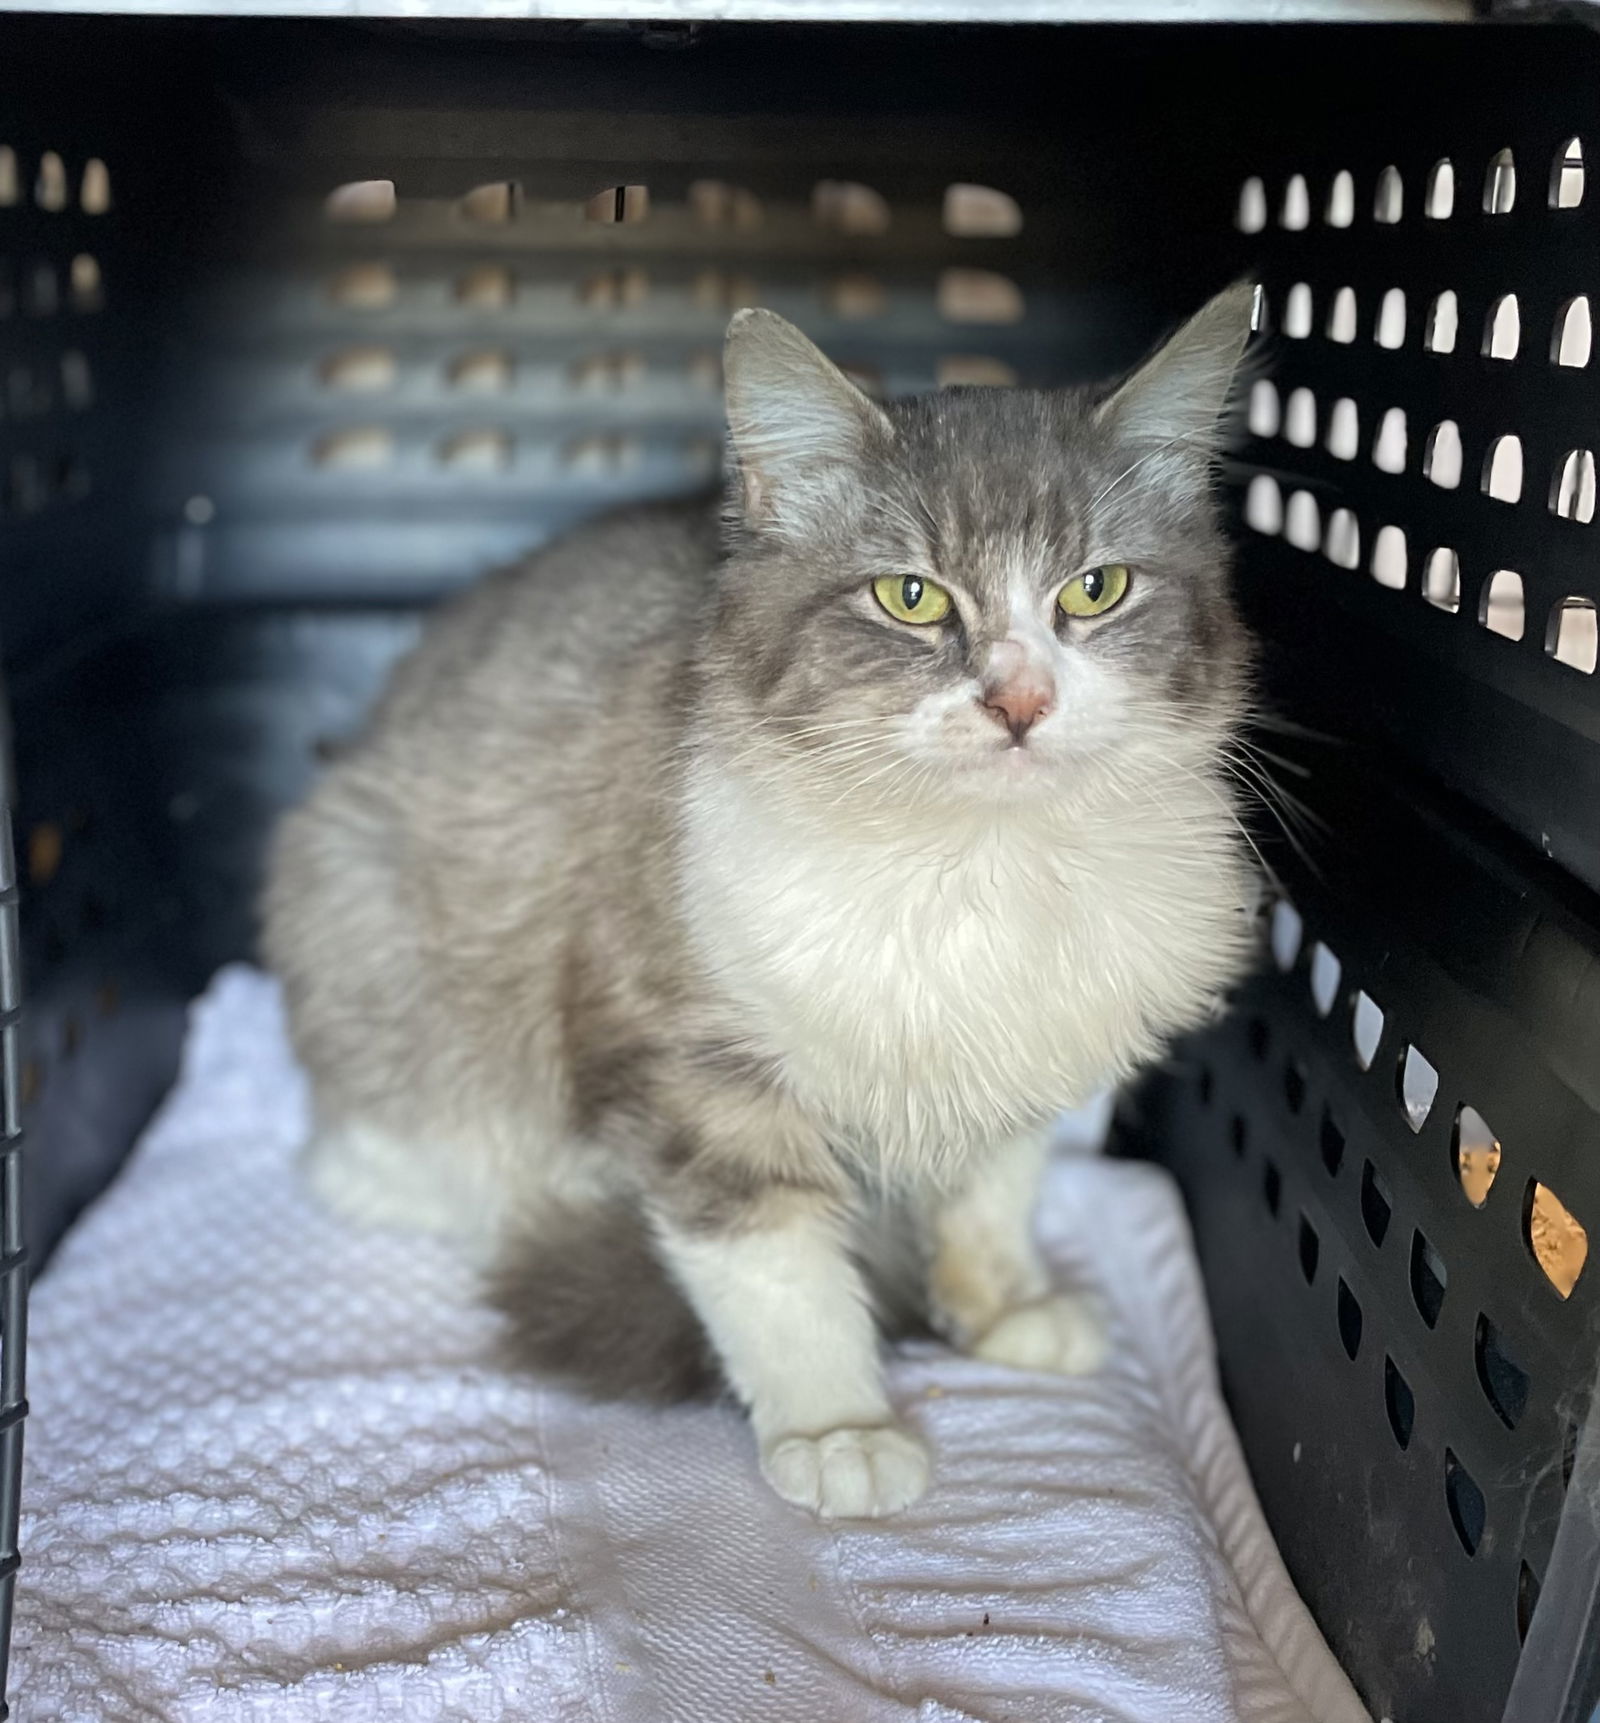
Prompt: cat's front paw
<box><xmin>971</xmin><ymin>1293</ymin><xmax>1108</xmax><ymax>1377</ymax></box>
<box><xmin>761</xmin><ymin>1423</ymin><xmax>930</xmax><ymax>1519</ymax></box>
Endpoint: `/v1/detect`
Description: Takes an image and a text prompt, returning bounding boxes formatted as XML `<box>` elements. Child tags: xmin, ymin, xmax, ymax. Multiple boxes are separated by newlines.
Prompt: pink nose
<box><xmin>980</xmin><ymin>680</ymin><xmax>1053</xmax><ymax>743</ymax></box>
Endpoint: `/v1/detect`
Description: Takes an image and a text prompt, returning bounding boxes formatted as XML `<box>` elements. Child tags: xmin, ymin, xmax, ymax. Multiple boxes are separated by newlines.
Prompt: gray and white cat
<box><xmin>263</xmin><ymin>283</ymin><xmax>1258</xmax><ymax>1519</ymax></box>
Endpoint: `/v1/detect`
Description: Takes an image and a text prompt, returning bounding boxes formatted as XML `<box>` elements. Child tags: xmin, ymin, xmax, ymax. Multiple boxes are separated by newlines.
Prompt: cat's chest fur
<box><xmin>677</xmin><ymin>763</ymin><xmax>1246</xmax><ymax>1176</ymax></box>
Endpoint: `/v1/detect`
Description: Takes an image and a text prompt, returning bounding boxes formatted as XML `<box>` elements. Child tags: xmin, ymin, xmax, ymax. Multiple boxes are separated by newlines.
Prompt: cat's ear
<box><xmin>723</xmin><ymin>309</ymin><xmax>891</xmax><ymax>532</ymax></box>
<box><xmin>1095</xmin><ymin>280</ymin><xmax>1258</xmax><ymax>478</ymax></box>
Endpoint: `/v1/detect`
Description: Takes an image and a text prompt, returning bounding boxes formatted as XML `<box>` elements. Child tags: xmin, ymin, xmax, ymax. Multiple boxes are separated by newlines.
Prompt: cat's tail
<box><xmin>487</xmin><ymin>1198</ymin><xmax>722</xmax><ymax>1404</ymax></box>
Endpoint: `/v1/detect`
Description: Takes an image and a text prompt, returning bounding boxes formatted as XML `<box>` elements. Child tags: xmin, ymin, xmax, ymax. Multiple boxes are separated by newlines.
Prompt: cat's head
<box><xmin>705</xmin><ymin>283</ymin><xmax>1256</xmax><ymax>820</ymax></box>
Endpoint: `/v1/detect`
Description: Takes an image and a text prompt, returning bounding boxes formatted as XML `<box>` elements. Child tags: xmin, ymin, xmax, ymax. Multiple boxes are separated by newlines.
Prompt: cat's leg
<box><xmin>929</xmin><ymin>1124</ymin><xmax>1107</xmax><ymax>1376</ymax></box>
<box><xmin>655</xmin><ymin>1184</ymin><xmax>930</xmax><ymax>1519</ymax></box>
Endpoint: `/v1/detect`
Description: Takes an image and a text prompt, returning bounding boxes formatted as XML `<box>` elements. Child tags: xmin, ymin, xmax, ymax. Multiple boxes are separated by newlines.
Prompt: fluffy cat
<box><xmin>262</xmin><ymin>282</ymin><xmax>1258</xmax><ymax>1519</ymax></box>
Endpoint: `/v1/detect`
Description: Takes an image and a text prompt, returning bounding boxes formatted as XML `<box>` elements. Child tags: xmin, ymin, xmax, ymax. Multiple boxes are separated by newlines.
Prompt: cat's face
<box><xmin>708</xmin><ymin>288</ymin><xmax>1254</xmax><ymax>815</ymax></box>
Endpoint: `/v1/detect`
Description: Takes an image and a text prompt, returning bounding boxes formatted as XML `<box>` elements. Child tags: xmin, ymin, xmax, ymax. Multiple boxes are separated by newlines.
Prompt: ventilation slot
<box><xmin>1475</xmin><ymin>1314</ymin><xmax>1529</xmax><ymax>1430</ymax></box>
<box><xmin>1411</xmin><ymin>1231</ymin><xmax>1448</xmax><ymax>1329</ymax></box>
<box><xmin>1269</xmin><ymin>900</ymin><xmax>1302</xmax><ymax>970</ymax></box>
<box><xmin>1385</xmin><ymin>1357</ymin><xmax>1415</xmax><ymax>1448</ymax></box>
<box><xmin>80</xmin><ymin>158</ymin><xmax>110</xmax><ymax>214</ymax></box>
<box><xmin>813</xmin><ymin>179</ymin><xmax>890</xmax><ymax>235</ymax></box>
<box><xmin>1484</xmin><ymin>148</ymin><xmax>1518</xmax><ymax>213</ymax></box>
<box><xmin>568</xmin><ymin>350</ymin><xmax>645</xmax><ymax>392</ymax></box>
<box><xmin>460</xmin><ymin>182</ymin><xmax>519</xmax><ymax>224</ymax></box>
<box><xmin>1374</xmin><ymin>165</ymin><xmax>1403</xmax><ymax>223</ymax></box>
<box><xmin>1482</xmin><ymin>435</ymin><xmax>1523</xmax><ymax>504</ymax></box>
<box><xmin>1425</xmin><ymin>290</ymin><xmax>1458</xmax><ymax>354</ymax></box>
<box><xmin>937</xmin><ymin>270</ymin><xmax>1023</xmax><ymax>325</ymax></box>
<box><xmin>313</xmin><ymin>428</ymin><xmax>394</xmax><ymax>470</ymax></box>
<box><xmin>1446</xmin><ymin>1450</ymin><xmax>1487</xmax><ymax>1555</ymax></box>
<box><xmin>1326</xmin><ymin>286</ymin><xmax>1357</xmax><ymax>344</ymax></box>
<box><xmin>1362</xmin><ymin>1161</ymin><xmax>1393</xmax><ymax>1248</ymax></box>
<box><xmin>1376</xmin><ymin>288</ymin><xmax>1407</xmax><ymax>350</ymax></box>
<box><xmin>1337</xmin><ymin>1280</ymin><xmax>1362</xmax><ymax>1360</ymax></box>
<box><xmin>69</xmin><ymin>255</ymin><xmax>102</xmax><ymax>313</ymax></box>
<box><xmin>1230</xmin><ymin>1114</ymin><xmax>1248</xmax><ymax>1159</ymax></box>
<box><xmin>937</xmin><ymin>355</ymin><xmax>1017</xmax><ymax>388</ymax></box>
<box><xmin>1297</xmin><ymin>1214</ymin><xmax>1320</xmax><ymax>1284</ymax></box>
<box><xmin>1262</xmin><ymin>1159</ymin><xmax>1282</xmax><ymax>1218</ymax></box>
<box><xmin>326</xmin><ymin>179</ymin><xmax>396</xmax><ymax>223</ymax></box>
<box><xmin>1481</xmin><ymin>570</ymin><xmax>1525</xmax><ymax>641</ymax></box>
<box><xmin>1518</xmin><ymin>1563</ymin><xmax>1542</xmax><ymax>1644</ymax></box>
<box><xmin>1310</xmin><ymin>943</ymin><xmax>1341</xmax><ymax>1015</ymax></box>
<box><xmin>1527</xmin><ymin>1181</ymin><xmax>1587</xmax><ymax>1298</ymax></box>
<box><xmin>1325</xmin><ymin>170</ymin><xmax>1354</xmax><ymax>227</ymax></box>
<box><xmin>1284</xmin><ymin>282</ymin><xmax>1312</xmax><ymax>339</ymax></box>
<box><xmin>449</xmin><ymin>351</ymin><xmax>513</xmax><ymax>393</ymax></box>
<box><xmin>1426</xmin><ymin>158</ymin><xmax>1455</xmax><ymax>219</ymax></box>
<box><xmin>585</xmin><ymin>185</ymin><xmax>650</xmax><ymax>225</ymax></box>
<box><xmin>320</xmin><ymin>347</ymin><xmax>397</xmax><ymax>392</ymax></box>
<box><xmin>1552</xmin><ymin>137</ymin><xmax>1585</xmax><ymax>208</ymax></box>
<box><xmin>1284</xmin><ymin>490</ymin><xmax>1321</xmax><ymax>552</ymax></box>
<box><xmin>458</xmin><ymin>266</ymin><xmax>514</xmax><ymax>310</ymax></box>
<box><xmin>689</xmin><ymin>180</ymin><xmax>763</xmax><ymax>231</ymax></box>
<box><xmin>1423</xmin><ymin>421</ymin><xmax>1462</xmax><ymax>488</ymax></box>
<box><xmin>1398</xmin><ymin>1045</ymin><xmax>1439</xmax><ymax>1132</ymax></box>
<box><xmin>1351</xmin><ymin>990</ymin><xmax>1384</xmax><ymax>1069</ymax></box>
<box><xmin>329</xmin><ymin>263</ymin><xmax>397</xmax><ymax>309</ymax></box>
<box><xmin>438</xmin><ymin>429</ymin><xmax>512</xmax><ymax>472</ymax></box>
<box><xmin>1283</xmin><ymin>387</ymin><xmax>1316</xmax><ymax>448</ymax></box>
<box><xmin>1551</xmin><ymin>448</ymin><xmax>1596</xmax><ymax>522</ymax></box>
<box><xmin>1423</xmin><ymin>548</ymin><xmax>1461</xmax><ymax>613</ymax></box>
<box><xmin>1280</xmin><ymin>174</ymin><xmax>1310</xmax><ymax>230</ymax></box>
<box><xmin>1454</xmin><ymin>1106</ymin><xmax>1501</xmax><ymax>1207</ymax></box>
<box><xmin>943</xmin><ymin>183</ymin><xmax>1021</xmax><ymax>237</ymax></box>
<box><xmin>35</xmin><ymin>150</ymin><xmax>67</xmax><ymax>211</ymax></box>
<box><xmin>1547</xmin><ymin>598</ymin><xmax>1599</xmax><ymax>673</ymax></box>
<box><xmin>1284</xmin><ymin>1057</ymin><xmax>1307</xmax><ymax>1115</ymax></box>
<box><xmin>1325</xmin><ymin>509</ymin><xmax>1360</xmax><ymax>570</ymax></box>
<box><xmin>582</xmin><ymin>268</ymin><xmax>649</xmax><ymax>310</ymax></box>
<box><xmin>1554</xmin><ymin>296</ymin><xmax>1592</xmax><ymax>367</ymax></box>
<box><xmin>1245</xmin><ymin>475</ymin><xmax>1283</xmax><ymax>535</ymax></box>
<box><xmin>1483</xmin><ymin>295</ymin><xmax>1521</xmax><ymax>360</ymax></box>
<box><xmin>1372</xmin><ymin>407</ymin><xmax>1407</xmax><ymax>474</ymax></box>
<box><xmin>1320</xmin><ymin>1108</ymin><xmax>1345</xmax><ymax>1177</ymax></box>
<box><xmin>1325</xmin><ymin>397</ymin><xmax>1358</xmax><ymax>460</ymax></box>
<box><xmin>564</xmin><ymin>433</ymin><xmax>641</xmax><ymax>475</ymax></box>
<box><xmin>1237</xmin><ymin>177</ymin><xmax>1267</xmax><ymax>233</ymax></box>
<box><xmin>692</xmin><ymin>270</ymin><xmax>756</xmax><ymax>313</ymax></box>
<box><xmin>0</xmin><ymin>145</ymin><xmax>16</xmax><ymax>206</ymax></box>
<box><xmin>823</xmin><ymin>273</ymin><xmax>887</xmax><ymax>320</ymax></box>
<box><xmin>1249</xmin><ymin>379</ymin><xmax>1280</xmax><ymax>438</ymax></box>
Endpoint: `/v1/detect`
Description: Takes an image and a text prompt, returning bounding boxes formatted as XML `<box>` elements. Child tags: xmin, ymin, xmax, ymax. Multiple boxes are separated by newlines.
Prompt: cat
<box><xmin>262</xmin><ymin>281</ymin><xmax>1259</xmax><ymax>1519</ymax></box>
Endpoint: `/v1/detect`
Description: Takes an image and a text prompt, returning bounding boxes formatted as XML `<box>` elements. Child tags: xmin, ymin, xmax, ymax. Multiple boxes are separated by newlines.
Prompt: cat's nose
<box><xmin>979</xmin><ymin>680</ymin><xmax>1053</xmax><ymax>743</ymax></box>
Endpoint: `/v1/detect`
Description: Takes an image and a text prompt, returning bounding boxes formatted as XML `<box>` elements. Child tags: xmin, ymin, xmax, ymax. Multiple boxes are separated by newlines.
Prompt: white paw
<box><xmin>761</xmin><ymin>1423</ymin><xmax>931</xmax><ymax>1520</ymax></box>
<box><xmin>971</xmin><ymin>1293</ymin><xmax>1109</xmax><ymax>1377</ymax></box>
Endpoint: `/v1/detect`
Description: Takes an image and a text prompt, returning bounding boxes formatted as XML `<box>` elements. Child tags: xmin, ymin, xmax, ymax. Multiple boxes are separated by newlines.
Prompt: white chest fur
<box><xmin>677</xmin><ymin>761</ymin><xmax>1251</xmax><ymax>1178</ymax></box>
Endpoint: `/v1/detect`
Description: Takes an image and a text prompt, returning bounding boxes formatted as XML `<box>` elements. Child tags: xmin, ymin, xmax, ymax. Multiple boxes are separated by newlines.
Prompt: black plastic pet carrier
<box><xmin>2</xmin><ymin>6</ymin><xmax>1598</xmax><ymax>1721</ymax></box>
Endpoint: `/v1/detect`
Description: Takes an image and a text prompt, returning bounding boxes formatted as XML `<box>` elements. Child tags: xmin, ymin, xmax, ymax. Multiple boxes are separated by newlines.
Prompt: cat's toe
<box><xmin>761</xmin><ymin>1423</ymin><xmax>930</xmax><ymax>1519</ymax></box>
<box><xmin>971</xmin><ymin>1292</ymin><xmax>1108</xmax><ymax>1376</ymax></box>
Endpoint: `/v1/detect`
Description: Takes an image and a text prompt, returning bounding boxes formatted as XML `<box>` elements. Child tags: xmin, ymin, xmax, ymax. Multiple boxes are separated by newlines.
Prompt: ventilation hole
<box><xmin>1362</xmin><ymin>1161</ymin><xmax>1393</xmax><ymax>1248</ymax></box>
<box><xmin>448</xmin><ymin>350</ymin><xmax>513</xmax><ymax>392</ymax></box>
<box><xmin>1552</xmin><ymin>137</ymin><xmax>1584</xmax><ymax>208</ymax></box>
<box><xmin>568</xmin><ymin>349</ymin><xmax>645</xmax><ymax>392</ymax></box>
<box><xmin>584</xmin><ymin>184</ymin><xmax>649</xmax><ymax>225</ymax></box>
<box><xmin>823</xmin><ymin>273</ymin><xmax>887</xmax><ymax>319</ymax></box>
<box><xmin>1484</xmin><ymin>148</ymin><xmax>1517</xmax><ymax>214</ymax></box>
<box><xmin>1547</xmin><ymin>597</ymin><xmax>1598</xmax><ymax>673</ymax></box>
<box><xmin>1367</xmin><ymin>525</ymin><xmax>1405</xmax><ymax>591</ymax></box>
<box><xmin>1250</xmin><ymin>282</ymin><xmax>1269</xmax><ymax>333</ymax></box>
<box><xmin>1263</xmin><ymin>1159</ymin><xmax>1282</xmax><ymax>1218</ymax></box>
<box><xmin>1245</xmin><ymin>474</ymin><xmax>1283</xmax><ymax>534</ymax></box>
<box><xmin>582</xmin><ymin>267</ymin><xmax>650</xmax><ymax>309</ymax></box>
<box><xmin>60</xmin><ymin>350</ymin><xmax>92</xmax><ymax>408</ymax></box>
<box><xmin>456</xmin><ymin>265</ymin><xmax>514</xmax><ymax>309</ymax></box>
<box><xmin>1374</xmin><ymin>164</ymin><xmax>1403</xmax><ymax>223</ymax></box>
<box><xmin>1425</xmin><ymin>289</ymin><xmax>1459</xmax><ymax>354</ymax></box>
<box><xmin>1551</xmin><ymin>448</ymin><xmax>1596</xmax><ymax>522</ymax></box>
<box><xmin>1337</xmin><ymin>1279</ymin><xmax>1363</xmax><ymax>1359</ymax></box>
<box><xmin>438</xmin><ymin>428</ymin><xmax>511</xmax><ymax>471</ymax></box>
<box><xmin>1284</xmin><ymin>386</ymin><xmax>1316</xmax><ymax>448</ymax></box>
<box><xmin>64</xmin><ymin>254</ymin><xmax>100</xmax><ymax>314</ymax></box>
<box><xmin>1385</xmin><ymin>1356</ymin><xmax>1415</xmax><ymax>1448</ymax></box>
<box><xmin>1298</xmin><ymin>1214</ymin><xmax>1320</xmax><ymax>1283</ymax></box>
<box><xmin>28</xmin><ymin>821</ymin><xmax>63</xmax><ymax>885</ymax></box>
<box><xmin>1321</xmin><ymin>1108</ymin><xmax>1346</xmax><ymax>1176</ymax></box>
<box><xmin>937</xmin><ymin>269</ymin><xmax>1024</xmax><ymax>325</ymax></box>
<box><xmin>1284</xmin><ymin>1057</ymin><xmax>1308</xmax><ymax>1115</ymax></box>
<box><xmin>1310</xmin><ymin>942</ymin><xmax>1341</xmax><ymax>1015</ymax></box>
<box><xmin>1480</xmin><ymin>434</ymin><xmax>1524</xmax><ymax>505</ymax></box>
<box><xmin>1452</xmin><ymin>1105</ymin><xmax>1502</xmax><ymax>1208</ymax></box>
<box><xmin>1352</xmin><ymin>990</ymin><xmax>1384</xmax><ymax>1069</ymax></box>
<box><xmin>1325</xmin><ymin>170</ymin><xmax>1354</xmax><ymax>227</ymax></box>
<box><xmin>319</xmin><ymin>347</ymin><xmax>397</xmax><ymax>392</ymax></box>
<box><xmin>80</xmin><ymin>157</ymin><xmax>110</xmax><ymax>215</ymax></box>
<box><xmin>313</xmin><ymin>427</ymin><xmax>394</xmax><ymax>470</ymax></box>
<box><xmin>691</xmin><ymin>269</ymin><xmax>757</xmax><ymax>313</ymax></box>
<box><xmin>1269</xmin><ymin>899</ymin><xmax>1302</xmax><ymax>969</ymax></box>
<box><xmin>1426</xmin><ymin>158</ymin><xmax>1455</xmax><ymax>219</ymax></box>
<box><xmin>1423</xmin><ymin>420</ymin><xmax>1462</xmax><ymax>488</ymax></box>
<box><xmin>1247</xmin><ymin>1017</ymin><xmax>1270</xmax><ymax>1061</ymax></box>
<box><xmin>689</xmin><ymin>179</ymin><xmax>762</xmax><ymax>230</ymax></box>
<box><xmin>1445</xmin><ymin>1449</ymin><xmax>1486</xmax><ymax>1555</ymax></box>
<box><xmin>1517</xmin><ymin>1561</ymin><xmax>1541</xmax><ymax>1643</ymax></box>
<box><xmin>943</xmin><ymin>182</ymin><xmax>1022</xmax><ymax>237</ymax></box>
<box><xmin>1483</xmin><ymin>294</ymin><xmax>1521</xmax><ymax>360</ymax></box>
<box><xmin>937</xmin><ymin>355</ymin><xmax>1017</xmax><ymax>388</ymax></box>
<box><xmin>35</xmin><ymin>150</ymin><xmax>68</xmax><ymax>211</ymax></box>
<box><xmin>1528</xmin><ymin>1181</ymin><xmax>1587</xmax><ymax>1298</ymax></box>
<box><xmin>1197</xmin><ymin>1065</ymin><xmax>1214</xmax><ymax>1106</ymax></box>
<box><xmin>325</xmin><ymin>179</ymin><xmax>396</xmax><ymax>222</ymax></box>
<box><xmin>1325</xmin><ymin>508</ymin><xmax>1361</xmax><ymax>570</ymax></box>
<box><xmin>329</xmin><ymin>262</ymin><xmax>397</xmax><ymax>309</ymax></box>
<box><xmin>1423</xmin><ymin>547</ymin><xmax>1461</xmax><ymax>613</ymax></box>
<box><xmin>1474</xmin><ymin>1313</ymin><xmax>1529</xmax><ymax>1430</ymax></box>
<box><xmin>1398</xmin><ymin>1045</ymin><xmax>1440</xmax><ymax>1131</ymax></box>
<box><xmin>1324</xmin><ymin>396</ymin><xmax>1359</xmax><ymax>460</ymax></box>
<box><xmin>1326</xmin><ymin>285</ymin><xmax>1358</xmax><ymax>344</ymax></box>
<box><xmin>813</xmin><ymin>179</ymin><xmax>890</xmax><ymax>235</ymax></box>
<box><xmin>459</xmin><ymin>181</ymin><xmax>518</xmax><ymax>223</ymax></box>
<box><xmin>1284</xmin><ymin>282</ymin><xmax>1313</xmax><ymax>339</ymax></box>
<box><xmin>563</xmin><ymin>432</ymin><xmax>641</xmax><ymax>475</ymax></box>
<box><xmin>1248</xmin><ymin>379</ymin><xmax>1280</xmax><ymax>437</ymax></box>
<box><xmin>1481</xmin><ymin>570</ymin><xmax>1525</xmax><ymax>641</ymax></box>
<box><xmin>1280</xmin><ymin>173</ymin><xmax>1310</xmax><ymax>230</ymax></box>
<box><xmin>1554</xmin><ymin>296</ymin><xmax>1592</xmax><ymax>366</ymax></box>
<box><xmin>1284</xmin><ymin>490</ymin><xmax>1321</xmax><ymax>552</ymax></box>
<box><xmin>1411</xmin><ymin>1230</ymin><xmax>1448</xmax><ymax>1328</ymax></box>
<box><xmin>0</xmin><ymin>146</ymin><xmax>16</xmax><ymax>206</ymax></box>
<box><xmin>1376</xmin><ymin>287</ymin><xmax>1407</xmax><ymax>350</ymax></box>
<box><xmin>1364</xmin><ymin>406</ymin><xmax>1403</xmax><ymax>474</ymax></box>
<box><xmin>1236</xmin><ymin>176</ymin><xmax>1268</xmax><ymax>233</ymax></box>
<box><xmin>1230</xmin><ymin>1113</ymin><xmax>1248</xmax><ymax>1158</ymax></box>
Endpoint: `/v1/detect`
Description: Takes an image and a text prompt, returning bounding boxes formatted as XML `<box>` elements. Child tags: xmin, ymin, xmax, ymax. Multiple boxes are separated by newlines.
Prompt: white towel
<box><xmin>12</xmin><ymin>967</ymin><xmax>1370</xmax><ymax>1723</ymax></box>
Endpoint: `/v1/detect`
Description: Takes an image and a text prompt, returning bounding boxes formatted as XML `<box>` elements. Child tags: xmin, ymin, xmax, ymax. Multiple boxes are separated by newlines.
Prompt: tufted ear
<box><xmin>1095</xmin><ymin>280</ymin><xmax>1258</xmax><ymax>481</ymax></box>
<box><xmin>723</xmin><ymin>308</ymin><xmax>892</xmax><ymax>534</ymax></box>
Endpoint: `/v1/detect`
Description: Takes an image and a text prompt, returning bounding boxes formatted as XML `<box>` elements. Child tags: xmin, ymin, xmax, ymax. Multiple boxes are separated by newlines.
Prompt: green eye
<box><xmin>1058</xmin><ymin>563</ymin><xmax>1130</xmax><ymax>618</ymax></box>
<box><xmin>873</xmin><ymin>573</ymin><xmax>953</xmax><ymax>626</ymax></box>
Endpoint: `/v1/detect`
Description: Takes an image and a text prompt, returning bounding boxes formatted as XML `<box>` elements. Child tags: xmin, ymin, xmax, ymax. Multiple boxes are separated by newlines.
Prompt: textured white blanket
<box><xmin>13</xmin><ymin>968</ymin><xmax>1369</xmax><ymax>1723</ymax></box>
